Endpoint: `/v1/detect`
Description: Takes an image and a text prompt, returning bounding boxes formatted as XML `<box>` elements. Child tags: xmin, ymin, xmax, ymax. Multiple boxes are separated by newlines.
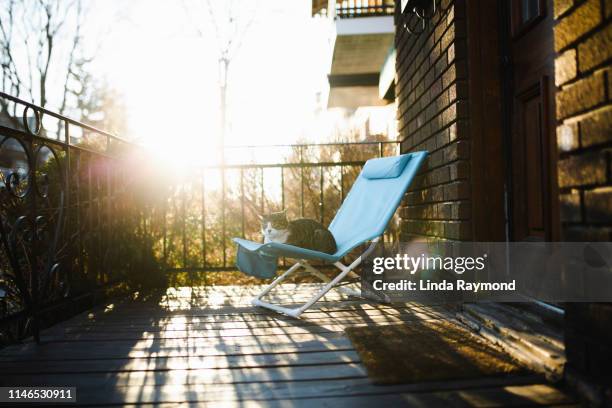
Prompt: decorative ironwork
<box><xmin>401</xmin><ymin>0</ymin><xmax>438</xmax><ymax>35</ymax></box>
<box><xmin>0</xmin><ymin>92</ymin><xmax>139</xmax><ymax>344</ymax></box>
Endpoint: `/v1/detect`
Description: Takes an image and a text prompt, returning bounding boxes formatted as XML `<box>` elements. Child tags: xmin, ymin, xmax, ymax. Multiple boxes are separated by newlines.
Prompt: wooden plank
<box><xmin>53</xmin><ymin>284</ymin><xmax>450</xmax><ymax>315</ymax></box>
<box><xmin>116</xmin><ymin>289</ymin><xmax>361</xmax><ymax>310</ymax></box>
<box><xmin>0</xmin><ymin>369</ymin><xmax>543</xmax><ymax>392</ymax></box>
<box><xmin>1</xmin><ymin>332</ymin><xmax>350</xmax><ymax>357</ymax></box>
<box><xmin>44</xmin><ymin>300</ymin><xmax>413</xmax><ymax>323</ymax></box>
<box><xmin>0</xmin><ymin>379</ymin><xmax>571</xmax><ymax>406</ymax></box>
<box><xmin>0</xmin><ymin>362</ymin><xmax>368</xmax><ymax>387</ymax></box>
<box><xmin>160</xmin><ymin>283</ymin><xmax>363</xmax><ymax>297</ymax></box>
<box><xmin>47</xmin><ymin>305</ymin><xmax>452</xmax><ymax>333</ymax></box>
<box><xmin>234</xmin><ymin>383</ymin><xmax>575</xmax><ymax>408</ymax></box>
<box><xmin>144</xmin><ymin>398</ymin><xmax>581</xmax><ymax>408</ymax></box>
<box><xmin>58</xmin><ymin>304</ymin><xmax>453</xmax><ymax>327</ymax></box>
<box><xmin>94</xmin><ymin>284</ymin><xmax>446</xmax><ymax>303</ymax></box>
<box><xmin>0</xmin><ymin>349</ymin><xmax>361</xmax><ymax>374</ymax></box>
<box><xmin>82</xmin><ymin>301</ymin><xmax>449</xmax><ymax>317</ymax></box>
<box><xmin>53</xmin><ymin>310</ymin><xmax>451</xmax><ymax>335</ymax></box>
<box><xmin>0</xmin><ymin>338</ymin><xmax>356</xmax><ymax>362</ymax></box>
<box><xmin>113</xmin><ymin>298</ymin><xmax>453</xmax><ymax>313</ymax></box>
<box><xmin>35</xmin><ymin>316</ymin><xmax>454</xmax><ymax>343</ymax></box>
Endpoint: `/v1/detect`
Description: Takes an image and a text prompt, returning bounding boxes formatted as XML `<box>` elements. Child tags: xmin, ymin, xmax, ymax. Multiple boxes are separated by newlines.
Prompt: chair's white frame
<box><xmin>251</xmin><ymin>237</ymin><xmax>389</xmax><ymax>318</ymax></box>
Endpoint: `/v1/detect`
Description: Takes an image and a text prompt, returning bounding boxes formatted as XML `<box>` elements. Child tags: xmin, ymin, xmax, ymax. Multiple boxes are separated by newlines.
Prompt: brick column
<box><xmin>553</xmin><ymin>0</ymin><xmax>612</xmax><ymax>399</ymax></box>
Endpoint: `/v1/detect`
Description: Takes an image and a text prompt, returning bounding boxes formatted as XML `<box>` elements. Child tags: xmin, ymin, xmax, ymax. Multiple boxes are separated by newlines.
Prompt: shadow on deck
<box><xmin>0</xmin><ymin>284</ymin><xmax>575</xmax><ymax>406</ymax></box>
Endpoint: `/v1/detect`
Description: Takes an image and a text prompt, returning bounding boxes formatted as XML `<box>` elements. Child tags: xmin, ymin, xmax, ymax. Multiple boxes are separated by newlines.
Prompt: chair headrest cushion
<box><xmin>361</xmin><ymin>154</ymin><xmax>412</xmax><ymax>179</ymax></box>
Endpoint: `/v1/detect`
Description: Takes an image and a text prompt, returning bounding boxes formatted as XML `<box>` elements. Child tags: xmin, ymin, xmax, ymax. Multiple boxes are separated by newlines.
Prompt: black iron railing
<box><xmin>334</xmin><ymin>0</ymin><xmax>395</xmax><ymax>18</ymax></box>
<box><xmin>0</xmin><ymin>92</ymin><xmax>143</xmax><ymax>343</ymax></box>
<box><xmin>160</xmin><ymin>141</ymin><xmax>400</xmax><ymax>275</ymax></box>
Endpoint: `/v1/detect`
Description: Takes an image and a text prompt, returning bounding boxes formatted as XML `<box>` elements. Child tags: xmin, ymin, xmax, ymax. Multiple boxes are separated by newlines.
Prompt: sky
<box><xmin>84</xmin><ymin>0</ymin><xmax>332</xmax><ymax>164</ymax></box>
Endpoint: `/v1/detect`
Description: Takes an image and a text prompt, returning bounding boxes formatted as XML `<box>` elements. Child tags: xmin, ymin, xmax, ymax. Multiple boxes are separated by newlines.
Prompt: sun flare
<box><xmin>83</xmin><ymin>0</ymin><xmax>328</xmax><ymax>169</ymax></box>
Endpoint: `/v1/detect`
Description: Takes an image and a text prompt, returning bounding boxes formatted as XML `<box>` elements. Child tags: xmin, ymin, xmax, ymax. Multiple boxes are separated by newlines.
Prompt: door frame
<box><xmin>462</xmin><ymin>0</ymin><xmax>560</xmax><ymax>242</ymax></box>
<box><xmin>498</xmin><ymin>0</ymin><xmax>561</xmax><ymax>242</ymax></box>
<box><xmin>465</xmin><ymin>0</ymin><xmax>507</xmax><ymax>242</ymax></box>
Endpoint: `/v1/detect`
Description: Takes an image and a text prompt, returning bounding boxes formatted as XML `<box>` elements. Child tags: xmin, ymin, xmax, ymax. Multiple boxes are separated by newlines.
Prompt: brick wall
<box><xmin>555</xmin><ymin>0</ymin><xmax>612</xmax><ymax>240</ymax></box>
<box><xmin>395</xmin><ymin>0</ymin><xmax>473</xmax><ymax>241</ymax></box>
<box><xmin>553</xmin><ymin>0</ymin><xmax>612</xmax><ymax>395</ymax></box>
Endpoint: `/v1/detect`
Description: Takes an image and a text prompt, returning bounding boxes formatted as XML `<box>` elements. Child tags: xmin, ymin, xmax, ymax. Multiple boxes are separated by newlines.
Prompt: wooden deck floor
<box><xmin>0</xmin><ymin>284</ymin><xmax>576</xmax><ymax>407</ymax></box>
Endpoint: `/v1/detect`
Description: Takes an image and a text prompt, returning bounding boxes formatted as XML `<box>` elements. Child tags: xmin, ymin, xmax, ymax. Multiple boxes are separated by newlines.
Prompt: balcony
<box><xmin>0</xmin><ymin>91</ymin><xmax>402</xmax><ymax>339</ymax></box>
<box><xmin>0</xmin><ymin>93</ymin><xmax>574</xmax><ymax>405</ymax></box>
<box><xmin>314</xmin><ymin>1</ymin><xmax>395</xmax><ymax>109</ymax></box>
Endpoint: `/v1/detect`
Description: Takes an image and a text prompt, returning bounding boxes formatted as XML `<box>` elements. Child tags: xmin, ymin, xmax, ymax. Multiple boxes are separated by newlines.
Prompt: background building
<box><xmin>312</xmin><ymin>0</ymin><xmax>398</xmax><ymax>141</ymax></box>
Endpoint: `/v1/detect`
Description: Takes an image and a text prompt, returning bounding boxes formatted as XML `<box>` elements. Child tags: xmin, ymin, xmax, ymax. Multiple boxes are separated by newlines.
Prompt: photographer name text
<box><xmin>372</xmin><ymin>279</ymin><xmax>516</xmax><ymax>292</ymax></box>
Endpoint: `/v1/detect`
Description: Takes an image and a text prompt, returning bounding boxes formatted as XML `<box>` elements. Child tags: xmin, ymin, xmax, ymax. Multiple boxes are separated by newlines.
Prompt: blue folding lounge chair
<box><xmin>233</xmin><ymin>151</ymin><xmax>428</xmax><ymax>318</ymax></box>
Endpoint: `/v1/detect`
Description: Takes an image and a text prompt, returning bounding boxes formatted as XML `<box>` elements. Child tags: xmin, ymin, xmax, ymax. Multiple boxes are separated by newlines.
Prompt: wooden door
<box><xmin>507</xmin><ymin>0</ymin><xmax>558</xmax><ymax>241</ymax></box>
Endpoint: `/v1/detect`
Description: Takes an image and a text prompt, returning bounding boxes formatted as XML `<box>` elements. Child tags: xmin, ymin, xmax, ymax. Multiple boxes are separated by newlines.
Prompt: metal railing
<box><xmin>334</xmin><ymin>0</ymin><xmax>394</xmax><ymax>18</ymax></box>
<box><xmin>160</xmin><ymin>141</ymin><xmax>400</xmax><ymax>275</ymax></box>
<box><xmin>0</xmin><ymin>92</ymin><xmax>142</xmax><ymax>343</ymax></box>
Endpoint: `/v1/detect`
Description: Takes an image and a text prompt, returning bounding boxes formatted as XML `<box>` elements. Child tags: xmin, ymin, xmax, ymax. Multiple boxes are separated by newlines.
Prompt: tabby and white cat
<box><xmin>260</xmin><ymin>211</ymin><xmax>337</xmax><ymax>254</ymax></box>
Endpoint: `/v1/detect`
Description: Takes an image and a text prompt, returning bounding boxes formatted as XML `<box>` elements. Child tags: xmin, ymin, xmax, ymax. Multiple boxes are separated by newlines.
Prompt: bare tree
<box><xmin>0</xmin><ymin>0</ymin><xmax>87</xmax><ymax>128</ymax></box>
<box><xmin>182</xmin><ymin>0</ymin><xmax>259</xmax><ymax>163</ymax></box>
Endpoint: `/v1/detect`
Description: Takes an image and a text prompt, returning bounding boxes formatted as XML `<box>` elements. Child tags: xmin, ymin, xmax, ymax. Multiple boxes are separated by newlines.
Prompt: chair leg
<box><xmin>301</xmin><ymin>261</ymin><xmax>330</xmax><ymax>283</ymax></box>
<box><xmin>251</xmin><ymin>238</ymin><xmax>384</xmax><ymax>318</ymax></box>
<box><xmin>302</xmin><ymin>261</ymin><xmax>360</xmax><ymax>297</ymax></box>
<box><xmin>252</xmin><ymin>261</ymin><xmax>302</xmax><ymax>301</ymax></box>
<box><xmin>251</xmin><ymin>261</ymin><xmax>307</xmax><ymax>318</ymax></box>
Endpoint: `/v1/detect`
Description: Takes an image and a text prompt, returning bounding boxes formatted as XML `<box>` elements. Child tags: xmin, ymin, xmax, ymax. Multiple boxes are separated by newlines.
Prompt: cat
<box><xmin>260</xmin><ymin>211</ymin><xmax>337</xmax><ymax>254</ymax></box>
